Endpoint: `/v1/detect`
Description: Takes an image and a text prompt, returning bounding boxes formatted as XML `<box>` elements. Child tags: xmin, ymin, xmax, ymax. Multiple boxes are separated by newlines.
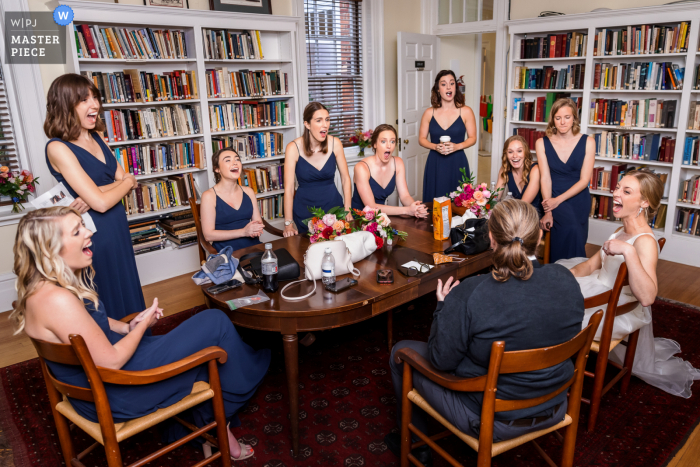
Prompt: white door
<box><xmin>397</xmin><ymin>32</ymin><xmax>438</xmax><ymax>203</ymax></box>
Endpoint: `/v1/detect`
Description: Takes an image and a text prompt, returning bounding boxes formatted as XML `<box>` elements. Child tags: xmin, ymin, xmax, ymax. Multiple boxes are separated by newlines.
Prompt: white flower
<box><xmin>19</xmin><ymin>184</ymin><xmax>27</xmax><ymax>190</ymax></box>
<box><xmin>377</xmin><ymin>213</ymin><xmax>391</xmax><ymax>227</ymax></box>
<box><xmin>476</xmin><ymin>198</ymin><xmax>487</xmax><ymax>206</ymax></box>
<box><xmin>8</xmin><ymin>177</ymin><xmax>15</xmax><ymax>184</ymax></box>
<box><xmin>379</xmin><ymin>228</ymin><xmax>387</xmax><ymax>238</ymax></box>
<box><xmin>17</xmin><ymin>190</ymin><xmax>24</xmax><ymax>195</ymax></box>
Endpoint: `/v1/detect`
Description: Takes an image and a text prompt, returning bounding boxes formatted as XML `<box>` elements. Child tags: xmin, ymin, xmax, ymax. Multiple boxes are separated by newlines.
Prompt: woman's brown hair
<box><xmin>545</xmin><ymin>98</ymin><xmax>580</xmax><ymax>137</ymax></box>
<box><xmin>500</xmin><ymin>135</ymin><xmax>533</xmax><ymax>185</ymax></box>
<box><xmin>44</xmin><ymin>73</ymin><xmax>105</xmax><ymax>141</ymax></box>
<box><xmin>488</xmin><ymin>199</ymin><xmax>540</xmax><ymax>282</ymax></box>
<box><xmin>302</xmin><ymin>102</ymin><xmax>329</xmax><ymax>158</ymax></box>
<box><xmin>370</xmin><ymin>124</ymin><xmax>397</xmax><ymax>152</ymax></box>
<box><xmin>212</xmin><ymin>147</ymin><xmax>240</xmax><ymax>184</ymax></box>
<box><xmin>430</xmin><ymin>70</ymin><xmax>465</xmax><ymax>108</ymax></box>
<box><xmin>622</xmin><ymin>168</ymin><xmax>664</xmax><ymax>220</ymax></box>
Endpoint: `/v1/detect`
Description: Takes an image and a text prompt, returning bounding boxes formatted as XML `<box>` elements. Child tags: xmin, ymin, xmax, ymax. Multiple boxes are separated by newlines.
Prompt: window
<box><xmin>438</xmin><ymin>0</ymin><xmax>493</xmax><ymax>24</ymax></box>
<box><xmin>304</xmin><ymin>0</ymin><xmax>364</xmax><ymax>145</ymax></box>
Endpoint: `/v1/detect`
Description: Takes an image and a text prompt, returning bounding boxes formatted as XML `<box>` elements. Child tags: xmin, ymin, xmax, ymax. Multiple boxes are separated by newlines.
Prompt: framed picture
<box><xmin>144</xmin><ymin>0</ymin><xmax>188</xmax><ymax>8</ymax></box>
<box><xmin>209</xmin><ymin>0</ymin><xmax>272</xmax><ymax>14</ymax></box>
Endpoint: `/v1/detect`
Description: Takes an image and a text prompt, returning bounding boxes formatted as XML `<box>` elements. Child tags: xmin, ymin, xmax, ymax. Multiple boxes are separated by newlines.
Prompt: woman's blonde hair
<box><xmin>545</xmin><ymin>98</ymin><xmax>580</xmax><ymax>137</ymax></box>
<box><xmin>623</xmin><ymin>168</ymin><xmax>664</xmax><ymax>220</ymax></box>
<box><xmin>10</xmin><ymin>207</ymin><xmax>98</xmax><ymax>335</ymax></box>
<box><xmin>500</xmin><ymin>135</ymin><xmax>533</xmax><ymax>185</ymax></box>
<box><xmin>488</xmin><ymin>199</ymin><xmax>540</xmax><ymax>282</ymax></box>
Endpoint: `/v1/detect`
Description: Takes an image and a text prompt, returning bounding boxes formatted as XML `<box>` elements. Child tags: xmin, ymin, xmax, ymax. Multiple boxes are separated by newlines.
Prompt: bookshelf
<box><xmin>62</xmin><ymin>0</ymin><xmax>304</xmax><ymax>284</ymax></box>
<box><xmin>506</xmin><ymin>4</ymin><xmax>700</xmax><ymax>267</ymax></box>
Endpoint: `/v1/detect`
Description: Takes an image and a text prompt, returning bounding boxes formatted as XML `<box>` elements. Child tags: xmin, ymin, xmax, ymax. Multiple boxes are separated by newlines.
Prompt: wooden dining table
<box><xmin>201</xmin><ymin>215</ymin><xmax>493</xmax><ymax>457</ymax></box>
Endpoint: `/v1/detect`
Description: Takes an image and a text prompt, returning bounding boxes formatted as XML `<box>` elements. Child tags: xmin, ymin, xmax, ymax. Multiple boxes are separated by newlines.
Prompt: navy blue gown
<box><xmin>544</xmin><ymin>135</ymin><xmax>590</xmax><ymax>262</ymax></box>
<box><xmin>423</xmin><ymin>108</ymin><xmax>470</xmax><ymax>204</ymax></box>
<box><xmin>351</xmin><ymin>158</ymin><xmax>396</xmax><ymax>210</ymax></box>
<box><xmin>292</xmin><ymin>141</ymin><xmax>344</xmax><ymax>234</ymax></box>
<box><xmin>507</xmin><ymin>162</ymin><xmax>544</xmax><ymax>218</ymax></box>
<box><xmin>211</xmin><ymin>187</ymin><xmax>261</xmax><ymax>252</ymax></box>
<box><xmin>45</xmin><ymin>134</ymin><xmax>145</xmax><ymax>321</ymax></box>
<box><xmin>46</xmin><ymin>301</ymin><xmax>270</xmax><ymax>432</ymax></box>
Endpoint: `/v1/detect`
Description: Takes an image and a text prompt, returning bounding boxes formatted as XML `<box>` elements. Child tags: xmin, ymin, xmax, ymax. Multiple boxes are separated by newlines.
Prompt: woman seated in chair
<box><xmin>351</xmin><ymin>124</ymin><xmax>428</xmax><ymax>218</ymax></box>
<box><xmin>11</xmin><ymin>207</ymin><xmax>271</xmax><ymax>461</ymax></box>
<box><xmin>495</xmin><ymin>135</ymin><xmax>543</xmax><ymax>217</ymax></box>
<box><xmin>200</xmin><ymin>147</ymin><xmax>264</xmax><ymax>252</ymax></box>
<box><xmin>385</xmin><ymin>199</ymin><xmax>585</xmax><ymax>464</ymax></box>
<box><xmin>558</xmin><ymin>168</ymin><xmax>700</xmax><ymax>397</ymax></box>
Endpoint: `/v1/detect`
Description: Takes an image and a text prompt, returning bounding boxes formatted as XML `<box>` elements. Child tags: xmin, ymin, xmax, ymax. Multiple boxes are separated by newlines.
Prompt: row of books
<box><xmin>74</xmin><ymin>24</ymin><xmax>188</xmax><ymax>60</ymax></box>
<box><xmin>128</xmin><ymin>220</ymin><xmax>166</xmax><ymax>255</ymax></box>
<box><xmin>512</xmin><ymin>94</ymin><xmax>581</xmax><ymax>123</ymax></box>
<box><xmin>161</xmin><ymin>213</ymin><xmax>198</xmax><ymax>248</ymax></box>
<box><xmin>592</xmin><ymin>62</ymin><xmax>684</xmax><ymax>91</ymax></box>
<box><xmin>212</xmin><ymin>132</ymin><xmax>285</xmax><ymax>159</ymax></box>
<box><xmin>240</xmin><ymin>163</ymin><xmax>284</xmax><ymax>193</ymax></box>
<box><xmin>202</xmin><ymin>29</ymin><xmax>265</xmax><ymax>60</ymax></box>
<box><xmin>82</xmin><ymin>70</ymin><xmax>198</xmax><ymax>104</ymax></box>
<box><xmin>588</xmin><ymin>99</ymin><xmax>677</xmax><ymax>128</ymax></box>
<box><xmin>591</xmin><ymin>164</ymin><xmax>668</xmax><ymax>192</ymax></box>
<box><xmin>121</xmin><ymin>173</ymin><xmax>198</xmax><ymax>216</ymax></box>
<box><xmin>686</xmin><ymin>101</ymin><xmax>700</xmax><ymax>130</ymax></box>
<box><xmin>679</xmin><ymin>176</ymin><xmax>700</xmax><ymax>205</ymax></box>
<box><xmin>257</xmin><ymin>194</ymin><xmax>284</xmax><ymax>221</ymax></box>
<box><xmin>676</xmin><ymin>208</ymin><xmax>700</xmax><ymax>236</ymax></box>
<box><xmin>694</xmin><ymin>65</ymin><xmax>700</xmax><ymax>90</ymax></box>
<box><xmin>516</xmin><ymin>32</ymin><xmax>588</xmax><ymax>59</ymax></box>
<box><xmin>590</xmin><ymin>194</ymin><xmax>667</xmax><ymax>229</ymax></box>
<box><xmin>593</xmin><ymin>132</ymin><xmax>675</xmax><ymax>162</ymax></box>
<box><xmin>592</xmin><ymin>23</ymin><xmax>691</xmax><ymax>56</ymax></box>
<box><xmin>512</xmin><ymin>127</ymin><xmax>545</xmax><ymax>152</ymax></box>
<box><xmin>104</xmin><ymin>105</ymin><xmax>202</xmax><ymax>143</ymax></box>
<box><xmin>512</xmin><ymin>65</ymin><xmax>585</xmax><ymax>90</ymax></box>
<box><xmin>113</xmin><ymin>140</ymin><xmax>206</xmax><ymax>176</ymax></box>
<box><xmin>208</xmin><ymin>101</ymin><xmax>291</xmax><ymax>132</ymax></box>
<box><xmin>681</xmin><ymin>136</ymin><xmax>700</xmax><ymax>166</ymax></box>
<box><xmin>205</xmin><ymin>68</ymin><xmax>289</xmax><ymax>98</ymax></box>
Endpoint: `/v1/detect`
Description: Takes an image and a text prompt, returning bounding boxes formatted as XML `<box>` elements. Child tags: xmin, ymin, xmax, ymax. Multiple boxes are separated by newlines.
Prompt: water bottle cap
<box><xmin>265</xmin><ymin>243</ymin><xmax>272</xmax><ymax>249</ymax></box>
<box><xmin>508</xmin><ymin>192</ymin><xmax>512</xmax><ymax>195</ymax></box>
<box><xmin>325</xmin><ymin>247</ymin><xmax>331</xmax><ymax>253</ymax></box>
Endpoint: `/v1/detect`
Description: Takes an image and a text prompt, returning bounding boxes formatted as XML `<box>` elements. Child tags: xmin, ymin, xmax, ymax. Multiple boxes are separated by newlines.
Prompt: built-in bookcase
<box><xmin>62</xmin><ymin>0</ymin><xmax>303</xmax><ymax>284</ymax></box>
<box><xmin>506</xmin><ymin>4</ymin><xmax>700</xmax><ymax>267</ymax></box>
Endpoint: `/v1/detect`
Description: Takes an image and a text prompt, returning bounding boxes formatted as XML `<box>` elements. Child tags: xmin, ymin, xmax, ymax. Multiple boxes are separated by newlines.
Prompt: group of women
<box><xmin>9</xmin><ymin>71</ymin><xmax>699</xmax><ymax>464</ymax></box>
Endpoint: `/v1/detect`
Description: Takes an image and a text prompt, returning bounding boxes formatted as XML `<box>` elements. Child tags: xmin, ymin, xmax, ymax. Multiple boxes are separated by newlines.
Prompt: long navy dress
<box><xmin>46</xmin><ymin>301</ymin><xmax>270</xmax><ymax>433</ymax></box>
<box><xmin>422</xmin><ymin>108</ymin><xmax>470</xmax><ymax>204</ymax></box>
<box><xmin>292</xmin><ymin>141</ymin><xmax>344</xmax><ymax>234</ymax></box>
<box><xmin>45</xmin><ymin>134</ymin><xmax>145</xmax><ymax>321</ymax></box>
<box><xmin>212</xmin><ymin>187</ymin><xmax>261</xmax><ymax>252</ymax></box>
<box><xmin>507</xmin><ymin>162</ymin><xmax>544</xmax><ymax>218</ymax></box>
<box><xmin>544</xmin><ymin>135</ymin><xmax>590</xmax><ymax>262</ymax></box>
<box><xmin>351</xmin><ymin>158</ymin><xmax>396</xmax><ymax>210</ymax></box>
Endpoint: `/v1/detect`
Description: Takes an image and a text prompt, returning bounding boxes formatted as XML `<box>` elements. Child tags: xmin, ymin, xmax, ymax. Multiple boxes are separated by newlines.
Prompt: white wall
<box><xmin>509</xmin><ymin>0</ymin><xmax>670</xmax><ymax>20</ymax></box>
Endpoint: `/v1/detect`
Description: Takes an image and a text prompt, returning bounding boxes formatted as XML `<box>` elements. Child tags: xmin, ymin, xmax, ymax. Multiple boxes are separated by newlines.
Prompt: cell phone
<box><xmin>207</xmin><ymin>279</ymin><xmax>243</xmax><ymax>295</ymax></box>
<box><xmin>377</xmin><ymin>269</ymin><xmax>394</xmax><ymax>284</ymax></box>
<box><xmin>324</xmin><ymin>277</ymin><xmax>358</xmax><ymax>293</ymax></box>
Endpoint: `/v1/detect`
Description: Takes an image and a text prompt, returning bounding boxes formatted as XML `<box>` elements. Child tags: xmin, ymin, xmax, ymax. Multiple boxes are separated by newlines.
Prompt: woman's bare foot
<box><xmin>228</xmin><ymin>428</ymin><xmax>253</xmax><ymax>460</ymax></box>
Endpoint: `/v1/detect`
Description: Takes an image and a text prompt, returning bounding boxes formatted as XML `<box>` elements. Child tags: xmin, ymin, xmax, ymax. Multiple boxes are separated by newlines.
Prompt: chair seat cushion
<box><xmin>55</xmin><ymin>381</ymin><xmax>214</xmax><ymax>445</ymax></box>
<box><xmin>408</xmin><ymin>389</ymin><xmax>572</xmax><ymax>457</ymax></box>
<box><xmin>591</xmin><ymin>337</ymin><xmax>623</xmax><ymax>353</ymax></box>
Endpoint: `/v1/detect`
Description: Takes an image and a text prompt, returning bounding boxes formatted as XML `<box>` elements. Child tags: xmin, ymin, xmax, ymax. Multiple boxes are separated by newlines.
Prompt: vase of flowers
<box><xmin>351</xmin><ymin>206</ymin><xmax>407</xmax><ymax>248</ymax></box>
<box><xmin>305</xmin><ymin>206</ymin><xmax>352</xmax><ymax>243</ymax></box>
<box><xmin>0</xmin><ymin>167</ymin><xmax>38</xmax><ymax>213</ymax></box>
<box><xmin>349</xmin><ymin>129</ymin><xmax>373</xmax><ymax>157</ymax></box>
<box><xmin>448</xmin><ymin>168</ymin><xmax>501</xmax><ymax>219</ymax></box>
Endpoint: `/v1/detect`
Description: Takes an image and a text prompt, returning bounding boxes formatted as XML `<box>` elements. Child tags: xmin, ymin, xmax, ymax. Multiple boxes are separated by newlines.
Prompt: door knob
<box><xmin>404</xmin><ymin>139</ymin><xmax>409</xmax><ymax>144</ymax></box>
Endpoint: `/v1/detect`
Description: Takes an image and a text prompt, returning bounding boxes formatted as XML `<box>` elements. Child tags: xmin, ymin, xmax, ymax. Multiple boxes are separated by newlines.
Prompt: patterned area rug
<box><xmin>1</xmin><ymin>297</ymin><xmax>699</xmax><ymax>467</ymax></box>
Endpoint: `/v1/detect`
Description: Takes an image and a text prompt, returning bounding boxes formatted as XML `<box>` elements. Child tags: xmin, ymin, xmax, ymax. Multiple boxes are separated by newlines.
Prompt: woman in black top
<box><xmin>384</xmin><ymin>199</ymin><xmax>585</xmax><ymax>464</ymax></box>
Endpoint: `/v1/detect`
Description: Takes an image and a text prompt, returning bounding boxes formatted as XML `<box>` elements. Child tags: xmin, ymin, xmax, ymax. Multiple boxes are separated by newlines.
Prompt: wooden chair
<box><xmin>30</xmin><ymin>315</ymin><xmax>232</xmax><ymax>467</ymax></box>
<box><xmin>582</xmin><ymin>236</ymin><xmax>666</xmax><ymax>432</ymax></box>
<box><xmin>396</xmin><ymin>310</ymin><xmax>603</xmax><ymax>467</ymax></box>
<box><xmin>537</xmin><ymin>230</ymin><xmax>551</xmax><ymax>264</ymax></box>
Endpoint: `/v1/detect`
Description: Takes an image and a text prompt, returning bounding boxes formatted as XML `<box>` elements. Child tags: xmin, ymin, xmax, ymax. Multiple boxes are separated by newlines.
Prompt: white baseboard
<box><xmin>0</xmin><ymin>273</ymin><xmax>17</xmax><ymax>313</ymax></box>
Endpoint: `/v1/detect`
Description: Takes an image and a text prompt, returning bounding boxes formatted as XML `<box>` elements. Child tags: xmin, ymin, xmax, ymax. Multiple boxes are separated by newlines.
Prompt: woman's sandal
<box><xmin>202</xmin><ymin>422</ymin><xmax>255</xmax><ymax>462</ymax></box>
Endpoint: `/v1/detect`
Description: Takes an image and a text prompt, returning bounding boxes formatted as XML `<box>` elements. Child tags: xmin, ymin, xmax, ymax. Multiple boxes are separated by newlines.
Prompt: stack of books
<box><xmin>593</xmin><ymin>132</ymin><xmax>673</xmax><ymax>161</ymax></box>
<box><xmin>513</xmin><ymin>65</ymin><xmax>585</xmax><ymax>90</ymax></box>
<box><xmin>202</xmin><ymin>29</ymin><xmax>264</xmax><ymax>60</ymax></box>
<box><xmin>103</xmin><ymin>105</ymin><xmax>202</xmax><ymax>142</ymax></box>
<box><xmin>212</xmin><ymin>132</ymin><xmax>284</xmax><ymax>160</ymax></box>
<box><xmin>593</xmin><ymin>23</ymin><xmax>691</xmax><ymax>56</ymax></box>
<box><xmin>82</xmin><ymin>69</ymin><xmax>198</xmax><ymax>104</ymax></box>
<box><xmin>516</xmin><ymin>32</ymin><xmax>587</xmax><ymax>59</ymax></box>
<box><xmin>593</xmin><ymin>62</ymin><xmax>684</xmax><ymax>91</ymax></box>
<box><xmin>675</xmin><ymin>208</ymin><xmax>700</xmax><ymax>235</ymax></box>
<box><xmin>129</xmin><ymin>220</ymin><xmax>166</xmax><ymax>255</ymax></box>
<box><xmin>679</xmin><ymin>176</ymin><xmax>700</xmax><ymax>205</ymax></box>
<box><xmin>208</xmin><ymin>100</ymin><xmax>291</xmax><ymax>132</ymax></box>
<box><xmin>122</xmin><ymin>173</ymin><xmax>199</xmax><ymax>216</ymax></box>
<box><xmin>114</xmin><ymin>139</ymin><xmax>206</xmax><ymax>175</ymax></box>
<box><xmin>241</xmin><ymin>163</ymin><xmax>284</xmax><ymax>193</ymax></box>
<box><xmin>160</xmin><ymin>211</ymin><xmax>198</xmax><ymax>248</ymax></box>
<box><xmin>75</xmin><ymin>24</ymin><xmax>188</xmax><ymax>60</ymax></box>
<box><xmin>205</xmin><ymin>69</ymin><xmax>288</xmax><ymax>98</ymax></box>
<box><xmin>589</xmin><ymin>99</ymin><xmax>677</xmax><ymax>128</ymax></box>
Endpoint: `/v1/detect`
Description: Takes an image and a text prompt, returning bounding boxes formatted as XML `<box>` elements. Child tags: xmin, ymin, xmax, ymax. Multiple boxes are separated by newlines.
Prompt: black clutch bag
<box><xmin>238</xmin><ymin>248</ymin><xmax>301</xmax><ymax>285</ymax></box>
<box><xmin>444</xmin><ymin>218</ymin><xmax>490</xmax><ymax>256</ymax></box>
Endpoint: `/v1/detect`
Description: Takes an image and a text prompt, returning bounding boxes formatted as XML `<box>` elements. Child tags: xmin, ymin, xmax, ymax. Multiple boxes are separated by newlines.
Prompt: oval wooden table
<box><xmin>202</xmin><ymin>216</ymin><xmax>493</xmax><ymax>457</ymax></box>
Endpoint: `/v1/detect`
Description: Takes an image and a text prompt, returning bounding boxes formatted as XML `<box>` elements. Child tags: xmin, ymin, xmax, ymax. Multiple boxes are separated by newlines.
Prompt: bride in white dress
<box><xmin>557</xmin><ymin>169</ymin><xmax>700</xmax><ymax>398</ymax></box>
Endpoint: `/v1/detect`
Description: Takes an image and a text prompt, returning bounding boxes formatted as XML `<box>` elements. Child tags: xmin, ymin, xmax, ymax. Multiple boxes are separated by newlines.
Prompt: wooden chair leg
<box><xmin>103</xmin><ymin>435</ymin><xmax>123</xmax><ymax>467</ymax></box>
<box><xmin>53</xmin><ymin>410</ymin><xmax>77</xmax><ymax>466</ymax></box>
<box><xmin>209</xmin><ymin>361</ymin><xmax>232</xmax><ymax>467</ymax></box>
<box><xmin>387</xmin><ymin>310</ymin><xmax>394</xmax><ymax>353</ymax></box>
<box><xmin>400</xmin><ymin>361</ymin><xmax>413</xmax><ymax>467</ymax></box>
<box><xmin>620</xmin><ymin>330</ymin><xmax>640</xmax><ymax>394</ymax></box>
<box><xmin>587</xmin><ymin>346</ymin><xmax>610</xmax><ymax>433</ymax></box>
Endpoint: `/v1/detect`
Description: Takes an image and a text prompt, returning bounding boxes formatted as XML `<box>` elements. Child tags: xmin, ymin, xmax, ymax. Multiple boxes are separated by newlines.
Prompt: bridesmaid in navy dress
<box><xmin>14</xmin><ymin>208</ymin><xmax>270</xmax><ymax>460</ymax></box>
<box><xmin>44</xmin><ymin>74</ymin><xmax>145</xmax><ymax>321</ymax></box>
<box><xmin>283</xmin><ymin>102</ymin><xmax>352</xmax><ymax>236</ymax></box>
<box><xmin>419</xmin><ymin>70</ymin><xmax>477</xmax><ymax>203</ymax></box>
<box><xmin>537</xmin><ymin>98</ymin><xmax>595</xmax><ymax>262</ymax></box>
<box><xmin>495</xmin><ymin>135</ymin><xmax>543</xmax><ymax>217</ymax></box>
<box><xmin>351</xmin><ymin>124</ymin><xmax>428</xmax><ymax>218</ymax></box>
<box><xmin>200</xmin><ymin>147</ymin><xmax>263</xmax><ymax>252</ymax></box>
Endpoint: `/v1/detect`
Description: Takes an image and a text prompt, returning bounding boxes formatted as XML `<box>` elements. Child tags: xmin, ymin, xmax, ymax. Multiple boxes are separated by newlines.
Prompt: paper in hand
<box><xmin>30</xmin><ymin>182</ymin><xmax>97</xmax><ymax>233</ymax></box>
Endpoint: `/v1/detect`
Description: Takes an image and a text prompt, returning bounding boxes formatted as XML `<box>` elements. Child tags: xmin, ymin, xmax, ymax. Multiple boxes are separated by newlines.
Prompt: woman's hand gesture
<box><xmin>283</xmin><ymin>223</ymin><xmax>298</xmax><ymax>237</ymax></box>
<box><xmin>602</xmin><ymin>238</ymin><xmax>633</xmax><ymax>257</ymax></box>
<box><xmin>540</xmin><ymin>211</ymin><xmax>553</xmax><ymax>231</ymax></box>
<box><xmin>542</xmin><ymin>197</ymin><xmax>561</xmax><ymax>212</ymax></box>
<box><xmin>408</xmin><ymin>201</ymin><xmax>428</xmax><ymax>218</ymax></box>
<box><xmin>244</xmin><ymin>220</ymin><xmax>264</xmax><ymax>238</ymax></box>
<box><xmin>129</xmin><ymin>298</ymin><xmax>163</xmax><ymax>331</ymax></box>
<box><xmin>69</xmin><ymin>197</ymin><xmax>90</xmax><ymax>214</ymax></box>
<box><xmin>436</xmin><ymin>277</ymin><xmax>460</xmax><ymax>302</ymax></box>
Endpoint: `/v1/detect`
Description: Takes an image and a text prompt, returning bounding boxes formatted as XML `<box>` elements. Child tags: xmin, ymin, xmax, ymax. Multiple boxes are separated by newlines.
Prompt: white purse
<box><xmin>334</xmin><ymin>231</ymin><xmax>377</xmax><ymax>263</ymax></box>
<box><xmin>280</xmin><ymin>241</ymin><xmax>360</xmax><ymax>301</ymax></box>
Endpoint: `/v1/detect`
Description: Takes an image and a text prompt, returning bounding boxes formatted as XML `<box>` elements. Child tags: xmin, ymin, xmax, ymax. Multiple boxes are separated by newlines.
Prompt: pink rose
<box><xmin>310</xmin><ymin>234</ymin><xmax>319</xmax><ymax>243</ymax></box>
<box><xmin>482</xmin><ymin>190</ymin><xmax>491</xmax><ymax>199</ymax></box>
<box><xmin>476</xmin><ymin>198</ymin><xmax>487</xmax><ymax>206</ymax></box>
<box><xmin>454</xmin><ymin>197</ymin><xmax>462</xmax><ymax>207</ymax></box>
<box><xmin>363</xmin><ymin>208</ymin><xmax>375</xmax><ymax>221</ymax></box>
<box><xmin>463</xmin><ymin>186</ymin><xmax>474</xmax><ymax>199</ymax></box>
<box><xmin>28</xmin><ymin>184</ymin><xmax>34</xmax><ymax>193</ymax></box>
<box><xmin>332</xmin><ymin>220</ymin><xmax>345</xmax><ymax>232</ymax></box>
<box><xmin>322</xmin><ymin>213</ymin><xmax>337</xmax><ymax>227</ymax></box>
<box><xmin>19</xmin><ymin>184</ymin><xmax>27</xmax><ymax>190</ymax></box>
<box><xmin>473</xmin><ymin>191</ymin><xmax>484</xmax><ymax>201</ymax></box>
<box><xmin>365</xmin><ymin>222</ymin><xmax>378</xmax><ymax>234</ymax></box>
<box><xmin>480</xmin><ymin>183</ymin><xmax>488</xmax><ymax>189</ymax></box>
<box><xmin>377</xmin><ymin>213</ymin><xmax>390</xmax><ymax>227</ymax></box>
<box><xmin>8</xmin><ymin>177</ymin><xmax>15</xmax><ymax>184</ymax></box>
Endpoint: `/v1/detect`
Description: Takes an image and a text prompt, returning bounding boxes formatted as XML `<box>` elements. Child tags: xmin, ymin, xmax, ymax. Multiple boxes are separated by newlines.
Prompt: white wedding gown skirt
<box><xmin>557</xmin><ymin>231</ymin><xmax>700</xmax><ymax>398</ymax></box>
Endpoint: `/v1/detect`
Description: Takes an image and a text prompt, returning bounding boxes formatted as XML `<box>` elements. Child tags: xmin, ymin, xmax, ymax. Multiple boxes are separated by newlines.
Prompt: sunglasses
<box><xmin>405</xmin><ymin>260</ymin><xmax>432</xmax><ymax>277</ymax></box>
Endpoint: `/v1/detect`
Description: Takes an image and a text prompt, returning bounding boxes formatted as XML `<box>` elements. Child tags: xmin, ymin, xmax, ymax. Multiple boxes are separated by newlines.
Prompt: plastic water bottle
<box><xmin>321</xmin><ymin>247</ymin><xmax>336</xmax><ymax>286</ymax></box>
<box><xmin>503</xmin><ymin>191</ymin><xmax>514</xmax><ymax>201</ymax></box>
<box><xmin>261</xmin><ymin>243</ymin><xmax>279</xmax><ymax>293</ymax></box>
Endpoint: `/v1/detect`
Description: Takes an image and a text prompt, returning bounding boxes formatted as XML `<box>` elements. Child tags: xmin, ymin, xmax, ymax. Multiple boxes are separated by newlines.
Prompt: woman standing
<box><xmin>537</xmin><ymin>98</ymin><xmax>595</xmax><ymax>262</ymax></box>
<box><xmin>418</xmin><ymin>70</ymin><xmax>477</xmax><ymax>204</ymax></box>
<box><xmin>495</xmin><ymin>135</ymin><xmax>543</xmax><ymax>217</ymax></box>
<box><xmin>351</xmin><ymin>124</ymin><xmax>428</xmax><ymax>218</ymax></box>
<box><xmin>44</xmin><ymin>73</ymin><xmax>145</xmax><ymax>321</ymax></box>
<box><xmin>283</xmin><ymin>102</ymin><xmax>352</xmax><ymax>236</ymax></box>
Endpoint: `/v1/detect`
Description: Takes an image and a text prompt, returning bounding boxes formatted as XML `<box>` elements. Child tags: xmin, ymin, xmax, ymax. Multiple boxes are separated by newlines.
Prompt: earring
<box><xmin>636</xmin><ymin>207</ymin><xmax>643</xmax><ymax>218</ymax></box>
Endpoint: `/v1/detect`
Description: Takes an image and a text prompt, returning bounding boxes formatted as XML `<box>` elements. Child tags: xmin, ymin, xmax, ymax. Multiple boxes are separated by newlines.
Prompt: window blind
<box><xmin>0</xmin><ymin>62</ymin><xmax>19</xmax><ymax>174</ymax></box>
<box><xmin>304</xmin><ymin>0</ymin><xmax>364</xmax><ymax>145</ymax></box>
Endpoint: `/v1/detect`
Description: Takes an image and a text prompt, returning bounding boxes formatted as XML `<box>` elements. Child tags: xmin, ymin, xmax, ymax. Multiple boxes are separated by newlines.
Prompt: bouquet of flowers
<box><xmin>0</xmin><ymin>167</ymin><xmax>38</xmax><ymax>213</ymax></box>
<box><xmin>448</xmin><ymin>168</ymin><xmax>501</xmax><ymax>218</ymax></box>
<box><xmin>349</xmin><ymin>129</ymin><xmax>373</xmax><ymax>156</ymax></box>
<box><xmin>305</xmin><ymin>206</ymin><xmax>352</xmax><ymax>243</ymax></box>
<box><xmin>351</xmin><ymin>206</ymin><xmax>407</xmax><ymax>248</ymax></box>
